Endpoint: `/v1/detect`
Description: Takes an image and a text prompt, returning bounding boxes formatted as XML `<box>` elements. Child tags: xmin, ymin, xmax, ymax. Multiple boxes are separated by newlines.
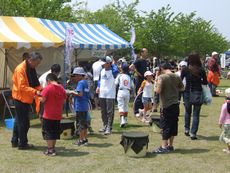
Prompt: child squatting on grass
<box><xmin>219</xmin><ymin>88</ymin><xmax>230</xmax><ymax>154</ymax></box>
<box><xmin>40</xmin><ymin>73</ymin><xmax>67</xmax><ymax>156</ymax></box>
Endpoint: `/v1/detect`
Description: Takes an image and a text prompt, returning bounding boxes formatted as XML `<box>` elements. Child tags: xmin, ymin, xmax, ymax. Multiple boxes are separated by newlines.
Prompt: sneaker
<box><xmin>18</xmin><ymin>144</ymin><xmax>34</xmax><ymax>150</ymax></box>
<box><xmin>99</xmin><ymin>126</ymin><xmax>106</xmax><ymax>133</ymax></box>
<box><xmin>88</xmin><ymin>127</ymin><xmax>94</xmax><ymax>134</ymax></box>
<box><xmin>190</xmin><ymin>134</ymin><xmax>198</xmax><ymax>140</ymax></box>
<box><xmin>135</xmin><ymin>113</ymin><xmax>140</xmax><ymax>117</ymax></box>
<box><xmin>74</xmin><ymin>140</ymin><xmax>84</xmax><ymax>146</ymax></box>
<box><xmin>11</xmin><ymin>142</ymin><xmax>18</xmax><ymax>148</ymax></box>
<box><xmin>166</xmin><ymin>146</ymin><xmax>174</xmax><ymax>151</ymax></box>
<box><xmin>184</xmin><ymin>131</ymin><xmax>190</xmax><ymax>136</ymax></box>
<box><xmin>124</xmin><ymin>117</ymin><xmax>128</xmax><ymax>124</ymax></box>
<box><xmin>222</xmin><ymin>149</ymin><xmax>230</xmax><ymax>154</ymax></box>
<box><xmin>82</xmin><ymin>139</ymin><xmax>88</xmax><ymax>146</ymax></box>
<box><xmin>139</xmin><ymin>109</ymin><xmax>144</xmax><ymax>117</ymax></box>
<box><xmin>141</xmin><ymin>118</ymin><xmax>150</xmax><ymax>123</ymax></box>
<box><xmin>44</xmin><ymin>148</ymin><xmax>56</xmax><ymax>156</ymax></box>
<box><xmin>153</xmin><ymin>146</ymin><xmax>170</xmax><ymax>154</ymax></box>
<box><xmin>120</xmin><ymin>123</ymin><xmax>125</xmax><ymax>128</ymax></box>
<box><xmin>104</xmin><ymin>129</ymin><xmax>111</xmax><ymax>135</ymax></box>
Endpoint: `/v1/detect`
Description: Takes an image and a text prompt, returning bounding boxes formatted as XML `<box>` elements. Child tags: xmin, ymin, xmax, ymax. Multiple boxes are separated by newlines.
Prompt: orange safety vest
<box><xmin>12</xmin><ymin>61</ymin><xmax>42</xmax><ymax>112</ymax></box>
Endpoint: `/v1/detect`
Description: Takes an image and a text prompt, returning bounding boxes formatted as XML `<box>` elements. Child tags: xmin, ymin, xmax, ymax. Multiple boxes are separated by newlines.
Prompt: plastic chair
<box><xmin>2</xmin><ymin>90</ymin><xmax>15</xmax><ymax>120</ymax></box>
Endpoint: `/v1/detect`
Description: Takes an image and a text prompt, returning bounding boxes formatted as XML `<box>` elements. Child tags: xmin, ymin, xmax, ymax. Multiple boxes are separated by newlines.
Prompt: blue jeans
<box><xmin>183</xmin><ymin>92</ymin><xmax>202</xmax><ymax>135</ymax></box>
<box><xmin>208</xmin><ymin>83</ymin><xmax>217</xmax><ymax>96</ymax></box>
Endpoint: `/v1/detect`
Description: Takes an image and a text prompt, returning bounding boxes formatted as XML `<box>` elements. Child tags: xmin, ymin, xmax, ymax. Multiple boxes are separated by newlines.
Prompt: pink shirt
<box><xmin>219</xmin><ymin>102</ymin><xmax>230</xmax><ymax>124</ymax></box>
<box><xmin>41</xmin><ymin>84</ymin><xmax>67</xmax><ymax>120</ymax></box>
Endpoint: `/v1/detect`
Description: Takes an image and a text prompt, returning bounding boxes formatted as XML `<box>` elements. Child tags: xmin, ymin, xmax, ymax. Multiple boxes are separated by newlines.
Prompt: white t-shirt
<box><xmin>175</xmin><ymin>70</ymin><xmax>186</xmax><ymax>87</ymax></box>
<box><xmin>92</xmin><ymin>60</ymin><xmax>104</xmax><ymax>81</ymax></box>
<box><xmin>39</xmin><ymin>70</ymin><xmax>51</xmax><ymax>88</ymax></box>
<box><xmin>142</xmin><ymin>80</ymin><xmax>153</xmax><ymax>98</ymax></box>
<box><xmin>99</xmin><ymin>68</ymin><xmax>116</xmax><ymax>99</ymax></box>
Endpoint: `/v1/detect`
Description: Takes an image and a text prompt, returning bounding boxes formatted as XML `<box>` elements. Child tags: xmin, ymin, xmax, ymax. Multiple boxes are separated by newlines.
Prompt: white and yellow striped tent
<box><xmin>0</xmin><ymin>16</ymin><xmax>130</xmax><ymax>88</ymax></box>
<box><xmin>0</xmin><ymin>16</ymin><xmax>63</xmax><ymax>49</ymax></box>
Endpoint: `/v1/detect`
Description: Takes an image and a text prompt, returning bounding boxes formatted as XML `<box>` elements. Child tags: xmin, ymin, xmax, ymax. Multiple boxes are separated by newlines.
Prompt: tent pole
<box><xmin>3</xmin><ymin>49</ymin><xmax>8</xmax><ymax>88</ymax></box>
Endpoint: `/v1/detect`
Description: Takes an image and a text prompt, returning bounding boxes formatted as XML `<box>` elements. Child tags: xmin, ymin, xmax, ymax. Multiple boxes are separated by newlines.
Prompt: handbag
<box><xmin>202</xmin><ymin>85</ymin><xmax>212</xmax><ymax>105</ymax></box>
<box><xmin>189</xmin><ymin>71</ymin><xmax>203</xmax><ymax>105</ymax></box>
<box><xmin>189</xmin><ymin>90</ymin><xmax>203</xmax><ymax>105</ymax></box>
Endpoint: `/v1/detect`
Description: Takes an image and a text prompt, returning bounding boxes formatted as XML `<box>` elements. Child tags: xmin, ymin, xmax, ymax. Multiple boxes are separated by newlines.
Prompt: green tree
<box><xmin>0</xmin><ymin>0</ymin><xmax>80</xmax><ymax>22</ymax></box>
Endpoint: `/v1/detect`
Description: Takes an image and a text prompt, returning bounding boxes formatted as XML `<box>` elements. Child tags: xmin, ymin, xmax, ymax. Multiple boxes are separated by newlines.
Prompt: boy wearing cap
<box><xmin>96</xmin><ymin>56</ymin><xmax>117</xmax><ymax>135</ymax></box>
<box><xmin>115</xmin><ymin>63</ymin><xmax>132</xmax><ymax>127</ymax></box>
<box><xmin>71</xmin><ymin>67</ymin><xmax>90</xmax><ymax>146</ymax></box>
<box><xmin>137</xmin><ymin>71</ymin><xmax>154</xmax><ymax>123</ymax></box>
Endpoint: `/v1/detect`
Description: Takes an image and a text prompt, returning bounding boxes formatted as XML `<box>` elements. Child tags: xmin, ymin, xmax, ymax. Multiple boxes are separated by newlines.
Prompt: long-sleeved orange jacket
<box><xmin>12</xmin><ymin>61</ymin><xmax>42</xmax><ymax>104</ymax></box>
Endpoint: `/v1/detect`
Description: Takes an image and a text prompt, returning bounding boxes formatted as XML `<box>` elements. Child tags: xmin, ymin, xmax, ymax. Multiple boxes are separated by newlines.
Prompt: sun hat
<box><xmin>72</xmin><ymin>67</ymin><xmax>85</xmax><ymax>75</ymax></box>
<box><xmin>225</xmin><ymin>88</ymin><xmax>230</xmax><ymax>98</ymax></box>
<box><xmin>212</xmin><ymin>51</ymin><xmax>218</xmax><ymax>56</ymax></box>
<box><xmin>144</xmin><ymin>71</ymin><xmax>153</xmax><ymax>77</ymax></box>
<box><xmin>101</xmin><ymin>56</ymin><xmax>113</xmax><ymax>65</ymax></box>
<box><xmin>179</xmin><ymin>61</ymin><xmax>187</xmax><ymax>67</ymax></box>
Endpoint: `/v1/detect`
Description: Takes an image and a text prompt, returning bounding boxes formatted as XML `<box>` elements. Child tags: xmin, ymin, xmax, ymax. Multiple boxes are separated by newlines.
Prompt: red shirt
<box><xmin>41</xmin><ymin>83</ymin><xmax>67</xmax><ymax>120</ymax></box>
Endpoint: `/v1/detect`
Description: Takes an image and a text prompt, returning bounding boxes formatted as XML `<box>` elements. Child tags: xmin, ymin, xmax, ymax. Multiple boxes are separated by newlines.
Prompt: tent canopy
<box><xmin>0</xmin><ymin>16</ymin><xmax>130</xmax><ymax>50</ymax></box>
<box><xmin>39</xmin><ymin>19</ymin><xmax>130</xmax><ymax>49</ymax></box>
<box><xmin>0</xmin><ymin>16</ymin><xmax>63</xmax><ymax>49</ymax></box>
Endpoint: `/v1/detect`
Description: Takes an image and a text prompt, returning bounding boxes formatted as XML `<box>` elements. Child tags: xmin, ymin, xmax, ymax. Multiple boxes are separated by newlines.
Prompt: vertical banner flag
<box><xmin>65</xmin><ymin>27</ymin><xmax>74</xmax><ymax>74</ymax></box>
<box><xmin>130</xmin><ymin>26</ymin><xmax>136</xmax><ymax>61</ymax></box>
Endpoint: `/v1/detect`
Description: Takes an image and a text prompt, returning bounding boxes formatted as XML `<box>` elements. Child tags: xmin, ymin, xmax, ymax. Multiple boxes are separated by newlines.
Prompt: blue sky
<box><xmin>80</xmin><ymin>0</ymin><xmax>230</xmax><ymax>41</ymax></box>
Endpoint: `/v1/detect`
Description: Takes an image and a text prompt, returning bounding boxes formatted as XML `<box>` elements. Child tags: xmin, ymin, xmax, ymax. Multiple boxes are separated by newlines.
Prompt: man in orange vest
<box><xmin>11</xmin><ymin>52</ymin><xmax>43</xmax><ymax>150</ymax></box>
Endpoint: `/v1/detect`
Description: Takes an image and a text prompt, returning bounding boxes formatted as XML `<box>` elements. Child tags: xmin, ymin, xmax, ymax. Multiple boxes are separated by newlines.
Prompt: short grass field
<box><xmin>0</xmin><ymin>79</ymin><xmax>230</xmax><ymax>173</ymax></box>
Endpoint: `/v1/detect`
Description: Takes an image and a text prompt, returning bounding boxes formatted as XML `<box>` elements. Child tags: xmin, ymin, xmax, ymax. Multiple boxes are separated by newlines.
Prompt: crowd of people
<box><xmin>10</xmin><ymin>49</ymin><xmax>230</xmax><ymax>156</ymax></box>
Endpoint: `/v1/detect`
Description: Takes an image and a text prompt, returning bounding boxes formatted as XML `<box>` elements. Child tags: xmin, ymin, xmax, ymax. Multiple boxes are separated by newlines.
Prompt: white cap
<box><xmin>212</xmin><ymin>51</ymin><xmax>218</xmax><ymax>56</ymax></box>
<box><xmin>101</xmin><ymin>56</ymin><xmax>113</xmax><ymax>65</ymax></box>
<box><xmin>225</xmin><ymin>88</ymin><xmax>230</xmax><ymax>98</ymax></box>
<box><xmin>144</xmin><ymin>71</ymin><xmax>153</xmax><ymax>77</ymax></box>
<box><xmin>179</xmin><ymin>61</ymin><xmax>187</xmax><ymax>67</ymax></box>
<box><xmin>72</xmin><ymin>67</ymin><xmax>85</xmax><ymax>75</ymax></box>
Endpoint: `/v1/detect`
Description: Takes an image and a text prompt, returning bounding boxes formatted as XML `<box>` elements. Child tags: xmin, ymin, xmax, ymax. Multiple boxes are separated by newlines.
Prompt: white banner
<box><xmin>65</xmin><ymin>27</ymin><xmax>74</xmax><ymax>73</ymax></box>
<box><xmin>91</xmin><ymin>50</ymin><xmax>107</xmax><ymax>58</ymax></box>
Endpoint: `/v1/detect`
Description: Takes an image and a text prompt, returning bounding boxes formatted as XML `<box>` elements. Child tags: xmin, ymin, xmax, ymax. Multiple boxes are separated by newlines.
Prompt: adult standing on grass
<box><xmin>153</xmin><ymin>62</ymin><xmax>184</xmax><ymax>153</ymax></box>
<box><xmin>40</xmin><ymin>73</ymin><xmax>67</xmax><ymax>156</ymax></box>
<box><xmin>96</xmin><ymin>56</ymin><xmax>116</xmax><ymax>135</ymax></box>
<box><xmin>207</xmin><ymin>51</ymin><xmax>221</xmax><ymax>96</ymax></box>
<box><xmin>11</xmin><ymin>52</ymin><xmax>43</xmax><ymax>150</ymax></box>
<box><xmin>129</xmin><ymin>48</ymin><xmax>149</xmax><ymax>117</ymax></box>
<box><xmin>181</xmin><ymin>53</ymin><xmax>208</xmax><ymax>140</ymax></box>
<box><xmin>92</xmin><ymin>58</ymin><xmax>104</xmax><ymax>109</ymax></box>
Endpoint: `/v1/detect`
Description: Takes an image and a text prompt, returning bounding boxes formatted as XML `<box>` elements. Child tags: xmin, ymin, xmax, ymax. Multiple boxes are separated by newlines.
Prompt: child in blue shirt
<box><xmin>71</xmin><ymin>67</ymin><xmax>90</xmax><ymax>146</ymax></box>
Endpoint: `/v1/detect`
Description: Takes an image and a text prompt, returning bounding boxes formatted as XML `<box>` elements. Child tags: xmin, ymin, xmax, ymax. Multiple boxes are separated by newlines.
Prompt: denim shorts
<box><xmin>142</xmin><ymin>97</ymin><xmax>152</xmax><ymax>104</ymax></box>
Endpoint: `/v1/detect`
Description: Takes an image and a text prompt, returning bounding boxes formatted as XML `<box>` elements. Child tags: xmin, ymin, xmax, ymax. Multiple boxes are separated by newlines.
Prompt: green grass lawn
<box><xmin>0</xmin><ymin>79</ymin><xmax>230</xmax><ymax>173</ymax></box>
